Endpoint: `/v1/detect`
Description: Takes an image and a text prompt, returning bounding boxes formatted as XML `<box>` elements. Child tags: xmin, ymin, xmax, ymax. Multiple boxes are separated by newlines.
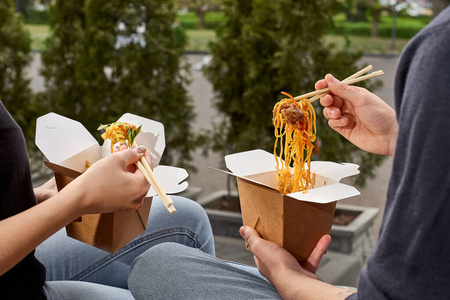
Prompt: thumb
<box><xmin>325</xmin><ymin>74</ymin><xmax>364</xmax><ymax>105</ymax></box>
<box><xmin>240</xmin><ymin>226</ymin><xmax>261</xmax><ymax>250</ymax></box>
<box><xmin>115</xmin><ymin>147</ymin><xmax>145</xmax><ymax>168</ymax></box>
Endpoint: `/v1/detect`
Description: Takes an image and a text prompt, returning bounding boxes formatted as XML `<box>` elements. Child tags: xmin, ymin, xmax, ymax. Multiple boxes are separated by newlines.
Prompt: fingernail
<box><xmin>138</xmin><ymin>145</ymin><xmax>147</xmax><ymax>153</ymax></box>
<box><xmin>326</xmin><ymin>74</ymin><xmax>337</xmax><ymax>83</ymax></box>
<box><xmin>239</xmin><ymin>226</ymin><xmax>247</xmax><ymax>237</ymax></box>
<box><xmin>113</xmin><ymin>143</ymin><xmax>121</xmax><ymax>152</ymax></box>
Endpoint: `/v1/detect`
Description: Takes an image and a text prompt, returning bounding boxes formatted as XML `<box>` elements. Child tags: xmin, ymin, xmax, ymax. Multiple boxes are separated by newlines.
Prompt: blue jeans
<box><xmin>128</xmin><ymin>243</ymin><xmax>282</xmax><ymax>299</ymax></box>
<box><xmin>36</xmin><ymin>196</ymin><xmax>215</xmax><ymax>300</ymax></box>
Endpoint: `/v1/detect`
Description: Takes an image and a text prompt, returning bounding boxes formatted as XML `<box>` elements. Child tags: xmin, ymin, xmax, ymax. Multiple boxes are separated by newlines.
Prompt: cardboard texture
<box><xmin>224</xmin><ymin>149</ymin><xmax>360</xmax><ymax>262</ymax></box>
<box><xmin>36</xmin><ymin>113</ymin><xmax>188</xmax><ymax>253</ymax></box>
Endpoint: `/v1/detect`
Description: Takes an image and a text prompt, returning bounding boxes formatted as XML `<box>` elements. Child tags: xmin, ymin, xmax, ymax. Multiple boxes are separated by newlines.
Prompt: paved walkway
<box><xmin>29</xmin><ymin>53</ymin><xmax>399</xmax><ymax>276</ymax></box>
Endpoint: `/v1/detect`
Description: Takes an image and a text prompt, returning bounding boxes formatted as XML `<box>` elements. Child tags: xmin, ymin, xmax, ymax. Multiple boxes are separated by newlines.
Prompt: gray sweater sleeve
<box><xmin>348</xmin><ymin>6</ymin><xmax>450</xmax><ymax>300</ymax></box>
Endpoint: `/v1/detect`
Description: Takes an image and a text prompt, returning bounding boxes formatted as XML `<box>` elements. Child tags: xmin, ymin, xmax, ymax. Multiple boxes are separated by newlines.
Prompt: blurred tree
<box><xmin>367</xmin><ymin>0</ymin><xmax>389</xmax><ymax>38</ymax></box>
<box><xmin>0</xmin><ymin>0</ymin><xmax>40</xmax><ymax>159</ymax></box>
<box><xmin>39</xmin><ymin>0</ymin><xmax>86</xmax><ymax>118</ymax></box>
<box><xmin>204</xmin><ymin>0</ymin><xmax>384</xmax><ymax>187</ymax></box>
<box><xmin>431</xmin><ymin>0</ymin><xmax>450</xmax><ymax>18</ymax></box>
<box><xmin>39</xmin><ymin>0</ymin><xmax>199</xmax><ymax>172</ymax></box>
<box><xmin>173</xmin><ymin>0</ymin><xmax>222</xmax><ymax>29</ymax></box>
<box><xmin>341</xmin><ymin>0</ymin><xmax>369</xmax><ymax>22</ymax></box>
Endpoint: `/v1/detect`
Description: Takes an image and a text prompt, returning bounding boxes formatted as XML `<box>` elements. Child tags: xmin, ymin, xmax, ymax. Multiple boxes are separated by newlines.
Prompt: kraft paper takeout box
<box><xmin>35</xmin><ymin>112</ymin><xmax>188</xmax><ymax>253</ymax></box>
<box><xmin>223</xmin><ymin>149</ymin><xmax>360</xmax><ymax>262</ymax></box>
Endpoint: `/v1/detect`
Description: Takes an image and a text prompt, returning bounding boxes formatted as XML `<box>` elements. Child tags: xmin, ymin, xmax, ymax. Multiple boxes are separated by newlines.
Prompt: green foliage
<box><xmin>39</xmin><ymin>0</ymin><xmax>199</xmax><ymax>172</ymax></box>
<box><xmin>330</xmin><ymin>14</ymin><xmax>430</xmax><ymax>38</ymax></box>
<box><xmin>23</xmin><ymin>7</ymin><xmax>51</xmax><ymax>24</ymax></box>
<box><xmin>177</xmin><ymin>12</ymin><xmax>225</xmax><ymax>30</ymax></box>
<box><xmin>0</xmin><ymin>0</ymin><xmax>41</xmax><ymax>159</ymax></box>
<box><xmin>204</xmin><ymin>0</ymin><xmax>385</xmax><ymax>186</ymax></box>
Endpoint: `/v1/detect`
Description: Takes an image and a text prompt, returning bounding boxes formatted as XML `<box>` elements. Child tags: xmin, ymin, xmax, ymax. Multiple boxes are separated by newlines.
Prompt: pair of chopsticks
<box><xmin>293</xmin><ymin>65</ymin><xmax>384</xmax><ymax>103</ymax></box>
<box><xmin>132</xmin><ymin>141</ymin><xmax>176</xmax><ymax>214</ymax></box>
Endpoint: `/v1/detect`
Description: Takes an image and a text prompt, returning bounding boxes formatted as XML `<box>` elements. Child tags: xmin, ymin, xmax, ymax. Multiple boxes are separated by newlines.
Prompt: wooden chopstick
<box><xmin>307</xmin><ymin>65</ymin><xmax>373</xmax><ymax>103</ymax></box>
<box><xmin>292</xmin><ymin>66</ymin><xmax>383</xmax><ymax>102</ymax></box>
<box><xmin>133</xmin><ymin>141</ymin><xmax>176</xmax><ymax>214</ymax></box>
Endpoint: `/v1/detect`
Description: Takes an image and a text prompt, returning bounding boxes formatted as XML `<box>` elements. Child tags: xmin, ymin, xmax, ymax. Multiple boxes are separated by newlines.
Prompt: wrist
<box><xmin>273</xmin><ymin>269</ymin><xmax>356</xmax><ymax>300</ymax></box>
<box><xmin>388</xmin><ymin>127</ymin><xmax>398</xmax><ymax>157</ymax></box>
<box><xmin>57</xmin><ymin>176</ymin><xmax>92</xmax><ymax>217</ymax></box>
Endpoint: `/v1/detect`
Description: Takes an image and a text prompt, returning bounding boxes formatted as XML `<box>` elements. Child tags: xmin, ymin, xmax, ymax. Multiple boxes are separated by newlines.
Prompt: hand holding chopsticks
<box><xmin>133</xmin><ymin>141</ymin><xmax>176</xmax><ymax>214</ymax></box>
<box><xmin>293</xmin><ymin>65</ymin><xmax>384</xmax><ymax>103</ymax></box>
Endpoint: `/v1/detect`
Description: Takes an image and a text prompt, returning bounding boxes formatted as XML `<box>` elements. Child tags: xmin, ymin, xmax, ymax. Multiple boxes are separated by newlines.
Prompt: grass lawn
<box><xmin>23</xmin><ymin>24</ymin><xmax>50</xmax><ymax>52</ymax></box>
<box><xmin>324</xmin><ymin>35</ymin><xmax>410</xmax><ymax>55</ymax></box>
<box><xmin>185</xmin><ymin>29</ymin><xmax>217</xmax><ymax>52</ymax></box>
<box><xmin>188</xmin><ymin>31</ymin><xmax>410</xmax><ymax>55</ymax></box>
<box><xmin>24</xmin><ymin>23</ymin><xmax>409</xmax><ymax>55</ymax></box>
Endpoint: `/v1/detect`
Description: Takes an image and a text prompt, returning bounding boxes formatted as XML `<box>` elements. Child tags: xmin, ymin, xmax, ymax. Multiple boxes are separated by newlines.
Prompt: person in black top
<box><xmin>0</xmin><ymin>101</ymin><xmax>47</xmax><ymax>299</ymax></box>
<box><xmin>0</xmin><ymin>101</ymin><xmax>215</xmax><ymax>299</ymax></box>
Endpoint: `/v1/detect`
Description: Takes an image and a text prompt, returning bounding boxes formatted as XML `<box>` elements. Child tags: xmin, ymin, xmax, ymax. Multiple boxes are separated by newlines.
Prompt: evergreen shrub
<box><xmin>0</xmin><ymin>0</ymin><xmax>44</xmax><ymax>169</ymax></box>
<box><xmin>39</xmin><ymin>0</ymin><xmax>199</xmax><ymax>172</ymax></box>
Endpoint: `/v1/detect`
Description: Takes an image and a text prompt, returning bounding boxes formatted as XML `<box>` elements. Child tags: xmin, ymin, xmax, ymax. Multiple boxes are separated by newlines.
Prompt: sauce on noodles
<box><xmin>273</xmin><ymin>92</ymin><xmax>316</xmax><ymax>194</ymax></box>
<box><xmin>98</xmin><ymin>122</ymin><xmax>141</xmax><ymax>153</ymax></box>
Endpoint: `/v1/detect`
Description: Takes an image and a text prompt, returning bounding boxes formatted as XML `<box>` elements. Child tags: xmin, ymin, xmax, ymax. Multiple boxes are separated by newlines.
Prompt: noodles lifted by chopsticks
<box><xmin>98</xmin><ymin>122</ymin><xmax>142</xmax><ymax>153</ymax></box>
<box><xmin>273</xmin><ymin>92</ymin><xmax>316</xmax><ymax>194</ymax></box>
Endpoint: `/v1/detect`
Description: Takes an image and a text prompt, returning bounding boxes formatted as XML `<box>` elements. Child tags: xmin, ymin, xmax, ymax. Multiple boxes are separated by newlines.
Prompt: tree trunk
<box><xmin>197</xmin><ymin>9</ymin><xmax>205</xmax><ymax>30</ymax></box>
<box><xmin>371</xmin><ymin>9</ymin><xmax>381</xmax><ymax>38</ymax></box>
<box><xmin>431</xmin><ymin>0</ymin><xmax>447</xmax><ymax>18</ymax></box>
<box><xmin>371</xmin><ymin>20</ymin><xmax>378</xmax><ymax>38</ymax></box>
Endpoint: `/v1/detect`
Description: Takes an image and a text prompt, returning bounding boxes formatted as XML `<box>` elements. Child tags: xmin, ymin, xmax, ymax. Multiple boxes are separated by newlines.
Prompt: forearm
<box><xmin>0</xmin><ymin>186</ymin><xmax>84</xmax><ymax>276</ymax></box>
<box><xmin>273</xmin><ymin>270</ymin><xmax>356</xmax><ymax>300</ymax></box>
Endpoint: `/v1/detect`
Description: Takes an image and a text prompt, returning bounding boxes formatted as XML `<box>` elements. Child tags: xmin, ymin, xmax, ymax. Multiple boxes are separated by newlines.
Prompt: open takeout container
<box><xmin>35</xmin><ymin>112</ymin><xmax>188</xmax><ymax>253</ymax></box>
<box><xmin>222</xmin><ymin>149</ymin><xmax>360</xmax><ymax>261</ymax></box>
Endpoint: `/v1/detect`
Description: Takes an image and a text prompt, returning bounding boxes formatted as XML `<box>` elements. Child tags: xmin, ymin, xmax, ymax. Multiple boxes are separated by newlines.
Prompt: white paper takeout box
<box><xmin>35</xmin><ymin>112</ymin><xmax>188</xmax><ymax>253</ymax></box>
<box><xmin>222</xmin><ymin>149</ymin><xmax>360</xmax><ymax>261</ymax></box>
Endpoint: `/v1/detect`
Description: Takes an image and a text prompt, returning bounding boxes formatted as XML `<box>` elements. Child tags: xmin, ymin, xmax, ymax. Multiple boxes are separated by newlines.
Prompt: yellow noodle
<box><xmin>273</xmin><ymin>92</ymin><xmax>316</xmax><ymax>194</ymax></box>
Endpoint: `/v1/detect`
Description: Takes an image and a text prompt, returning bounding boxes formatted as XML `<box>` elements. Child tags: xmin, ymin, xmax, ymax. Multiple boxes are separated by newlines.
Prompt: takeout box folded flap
<box><xmin>225</xmin><ymin>149</ymin><xmax>360</xmax><ymax>184</ymax></box>
<box><xmin>225</xmin><ymin>149</ymin><xmax>276</xmax><ymax>177</ymax></box>
<box><xmin>36</xmin><ymin>112</ymin><xmax>166</xmax><ymax>169</ymax></box>
<box><xmin>117</xmin><ymin>113</ymin><xmax>165</xmax><ymax>168</ymax></box>
<box><xmin>148</xmin><ymin>166</ymin><xmax>189</xmax><ymax>196</ymax></box>
<box><xmin>309</xmin><ymin>161</ymin><xmax>360</xmax><ymax>181</ymax></box>
<box><xmin>36</xmin><ymin>113</ymin><xmax>99</xmax><ymax>164</ymax></box>
<box><xmin>217</xmin><ymin>150</ymin><xmax>361</xmax><ymax>204</ymax></box>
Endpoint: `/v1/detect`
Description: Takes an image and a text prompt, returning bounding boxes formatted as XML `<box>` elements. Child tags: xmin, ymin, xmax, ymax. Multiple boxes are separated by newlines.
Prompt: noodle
<box><xmin>98</xmin><ymin>122</ymin><xmax>141</xmax><ymax>153</ymax></box>
<box><xmin>273</xmin><ymin>92</ymin><xmax>316</xmax><ymax>194</ymax></box>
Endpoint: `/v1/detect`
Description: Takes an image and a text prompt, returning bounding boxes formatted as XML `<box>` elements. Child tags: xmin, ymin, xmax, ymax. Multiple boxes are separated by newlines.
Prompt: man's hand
<box><xmin>317</xmin><ymin>74</ymin><xmax>398</xmax><ymax>157</ymax></box>
<box><xmin>240</xmin><ymin>226</ymin><xmax>356</xmax><ymax>299</ymax></box>
<box><xmin>240</xmin><ymin>226</ymin><xmax>330</xmax><ymax>281</ymax></box>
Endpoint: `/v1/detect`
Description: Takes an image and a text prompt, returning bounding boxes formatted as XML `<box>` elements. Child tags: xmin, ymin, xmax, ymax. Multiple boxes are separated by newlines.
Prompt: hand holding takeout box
<box><xmin>220</xmin><ymin>149</ymin><xmax>360</xmax><ymax>262</ymax></box>
<box><xmin>35</xmin><ymin>112</ymin><xmax>188</xmax><ymax>253</ymax></box>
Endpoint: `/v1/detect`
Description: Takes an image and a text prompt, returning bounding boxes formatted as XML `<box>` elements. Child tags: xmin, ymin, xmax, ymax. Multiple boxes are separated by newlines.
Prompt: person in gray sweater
<box><xmin>127</xmin><ymin>5</ymin><xmax>450</xmax><ymax>300</ymax></box>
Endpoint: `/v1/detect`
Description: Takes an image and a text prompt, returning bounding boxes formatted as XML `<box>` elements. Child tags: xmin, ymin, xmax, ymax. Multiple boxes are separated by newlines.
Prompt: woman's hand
<box><xmin>63</xmin><ymin>146</ymin><xmax>151</xmax><ymax>215</ymax></box>
<box><xmin>317</xmin><ymin>74</ymin><xmax>398</xmax><ymax>157</ymax></box>
<box><xmin>34</xmin><ymin>177</ymin><xmax>58</xmax><ymax>203</ymax></box>
<box><xmin>240</xmin><ymin>226</ymin><xmax>356</xmax><ymax>299</ymax></box>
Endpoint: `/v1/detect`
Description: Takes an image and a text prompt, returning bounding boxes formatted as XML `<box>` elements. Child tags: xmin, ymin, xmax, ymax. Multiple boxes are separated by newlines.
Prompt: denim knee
<box><xmin>128</xmin><ymin>243</ymin><xmax>189</xmax><ymax>299</ymax></box>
